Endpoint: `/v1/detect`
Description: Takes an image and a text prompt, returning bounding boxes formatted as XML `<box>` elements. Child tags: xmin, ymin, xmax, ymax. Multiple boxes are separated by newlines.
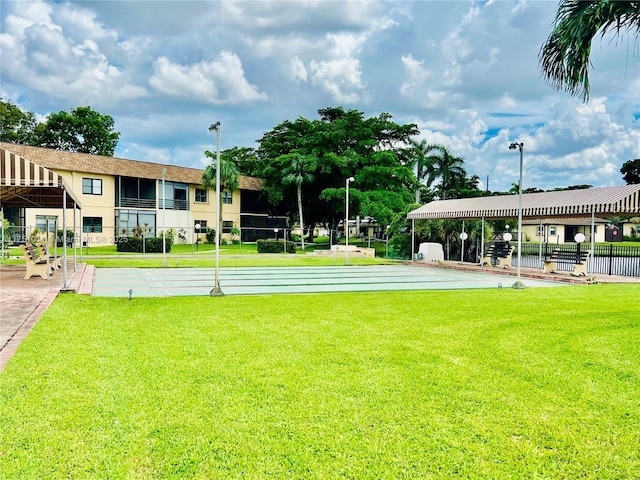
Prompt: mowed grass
<box><xmin>1</xmin><ymin>285</ymin><xmax>639</xmax><ymax>479</ymax></box>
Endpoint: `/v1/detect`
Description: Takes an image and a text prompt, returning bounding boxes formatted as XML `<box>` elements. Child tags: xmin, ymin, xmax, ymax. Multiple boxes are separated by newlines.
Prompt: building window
<box><xmin>549</xmin><ymin>226</ymin><xmax>556</xmax><ymax>236</ymax></box>
<box><xmin>116</xmin><ymin>209</ymin><xmax>156</xmax><ymax>237</ymax></box>
<box><xmin>194</xmin><ymin>220</ymin><xmax>207</xmax><ymax>231</ymax></box>
<box><xmin>537</xmin><ymin>226</ymin><xmax>544</xmax><ymax>237</ymax></box>
<box><xmin>36</xmin><ymin>215</ymin><xmax>58</xmax><ymax>235</ymax></box>
<box><xmin>195</xmin><ymin>188</ymin><xmax>208</xmax><ymax>203</ymax></box>
<box><xmin>83</xmin><ymin>217</ymin><xmax>103</xmax><ymax>233</ymax></box>
<box><xmin>83</xmin><ymin>178</ymin><xmax>102</xmax><ymax>195</ymax></box>
<box><xmin>158</xmin><ymin>181</ymin><xmax>189</xmax><ymax>210</ymax></box>
<box><xmin>222</xmin><ymin>220</ymin><xmax>233</xmax><ymax>233</ymax></box>
<box><xmin>222</xmin><ymin>191</ymin><xmax>233</xmax><ymax>204</ymax></box>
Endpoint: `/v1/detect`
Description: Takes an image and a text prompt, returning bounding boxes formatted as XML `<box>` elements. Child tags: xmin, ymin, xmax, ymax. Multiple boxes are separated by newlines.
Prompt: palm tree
<box><xmin>539</xmin><ymin>0</ymin><xmax>640</xmax><ymax>102</ymax></box>
<box><xmin>408</xmin><ymin>139</ymin><xmax>431</xmax><ymax>203</ymax></box>
<box><xmin>202</xmin><ymin>149</ymin><xmax>240</xmax><ymax>245</ymax></box>
<box><xmin>421</xmin><ymin>144</ymin><xmax>467</xmax><ymax>200</ymax></box>
<box><xmin>280</xmin><ymin>153</ymin><xmax>316</xmax><ymax>250</ymax></box>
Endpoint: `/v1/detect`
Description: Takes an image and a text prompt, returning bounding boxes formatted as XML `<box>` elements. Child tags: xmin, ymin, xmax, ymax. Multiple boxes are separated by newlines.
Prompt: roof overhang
<box><xmin>0</xmin><ymin>146</ymin><xmax>81</xmax><ymax>209</ymax></box>
<box><xmin>407</xmin><ymin>185</ymin><xmax>640</xmax><ymax>221</ymax></box>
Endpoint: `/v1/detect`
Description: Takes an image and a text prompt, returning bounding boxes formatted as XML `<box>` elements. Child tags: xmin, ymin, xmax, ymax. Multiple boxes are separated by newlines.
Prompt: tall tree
<box><xmin>39</xmin><ymin>106</ymin><xmax>120</xmax><ymax>156</ymax></box>
<box><xmin>0</xmin><ymin>99</ymin><xmax>39</xmax><ymax>145</ymax></box>
<box><xmin>281</xmin><ymin>154</ymin><xmax>316</xmax><ymax>250</ymax></box>
<box><xmin>539</xmin><ymin>0</ymin><xmax>640</xmax><ymax>102</ymax></box>
<box><xmin>255</xmin><ymin>107</ymin><xmax>418</xmax><ymax>233</ymax></box>
<box><xmin>420</xmin><ymin>144</ymin><xmax>467</xmax><ymax>200</ymax></box>
<box><xmin>202</xmin><ymin>148</ymin><xmax>241</xmax><ymax>244</ymax></box>
<box><xmin>621</xmin><ymin>159</ymin><xmax>640</xmax><ymax>184</ymax></box>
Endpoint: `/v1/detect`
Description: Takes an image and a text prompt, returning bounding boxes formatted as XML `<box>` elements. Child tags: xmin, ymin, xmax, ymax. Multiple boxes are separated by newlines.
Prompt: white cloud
<box><xmin>149</xmin><ymin>53</ymin><xmax>268</xmax><ymax>104</ymax></box>
<box><xmin>2</xmin><ymin>0</ymin><xmax>638</xmax><ymax>194</ymax></box>
<box><xmin>399</xmin><ymin>54</ymin><xmax>430</xmax><ymax>96</ymax></box>
<box><xmin>290</xmin><ymin>57</ymin><xmax>308</xmax><ymax>84</ymax></box>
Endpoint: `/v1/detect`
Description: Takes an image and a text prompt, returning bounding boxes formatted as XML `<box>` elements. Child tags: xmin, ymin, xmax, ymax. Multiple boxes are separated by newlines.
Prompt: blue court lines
<box><xmin>92</xmin><ymin>265</ymin><xmax>569</xmax><ymax>297</ymax></box>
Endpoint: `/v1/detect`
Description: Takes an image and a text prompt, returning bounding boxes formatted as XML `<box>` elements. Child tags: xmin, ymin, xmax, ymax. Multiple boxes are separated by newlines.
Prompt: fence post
<box><xmin>608</xmin><ymin>243</ymin><xmax>613</xmax><ymax>276</ymax></box>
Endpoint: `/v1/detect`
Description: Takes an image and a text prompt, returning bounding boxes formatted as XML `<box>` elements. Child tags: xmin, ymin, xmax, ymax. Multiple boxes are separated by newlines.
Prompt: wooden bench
<box><xmin>481</xmin><ymin>242</ymin><xmax>515</xmax><ymax>269</ymax></box>
<box><xmin>19</xmin><ymin>244</ymin><xmax>52</xmax><ymax>279</ymax></box>
<box><xmin>543</xmin><ymin>248</ymin><xmax>590</xmax><ymax>276</ymax></box>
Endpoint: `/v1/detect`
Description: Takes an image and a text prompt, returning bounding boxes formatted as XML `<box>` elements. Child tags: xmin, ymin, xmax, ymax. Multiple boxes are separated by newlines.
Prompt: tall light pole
<box><xmin>345</xmin><ymin>176</ymin><xmax>354</xmax><ymax>265</ymax></box>
<box><xmin>509</xmin><ymin>142</ymin><xmax>525</xmax><ymax>289</ymax></box>
<box><xmin>209</xmin><ymin>122</ymin><xmax>223</xmax><ymax>296</ymax></box>
<box><xmin>162</xmin><ymin>167</ymin><xmax>167</xmax><ymax>267</ymax></box>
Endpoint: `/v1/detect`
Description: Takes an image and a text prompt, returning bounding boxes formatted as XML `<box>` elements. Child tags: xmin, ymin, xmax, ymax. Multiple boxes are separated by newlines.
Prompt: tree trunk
<box><xmin>297</xmin><ymin>184</ymin><xmax>305</xmax><ymax>250</ymax></box>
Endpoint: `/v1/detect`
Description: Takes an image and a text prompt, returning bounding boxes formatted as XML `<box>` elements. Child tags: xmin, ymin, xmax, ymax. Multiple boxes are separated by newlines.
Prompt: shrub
<box><xmin>205</xmin><ymin>228</ymin><xmax>216</xmax><ymax>244</ymax></box>
<box><xmin>116</xmin><ymin>236</ymin><xmax>172</xmax><ymax>253</ymax></box>
<box><xmin>56</xmin><ymin>229</ymin><xmax>75</xmax><ymax>247</ymax></box>
<box><xmin>257</xmin><ymin>239</ymin><xmax>296</xmax><ymax>254</ymax></box>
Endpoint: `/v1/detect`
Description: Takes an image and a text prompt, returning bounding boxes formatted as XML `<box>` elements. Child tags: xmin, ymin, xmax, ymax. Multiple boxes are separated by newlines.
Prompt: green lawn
<box><xmin>1</xmin><ymin>285</ymin><xmax>639</xmax><ymax>478</ymax></box>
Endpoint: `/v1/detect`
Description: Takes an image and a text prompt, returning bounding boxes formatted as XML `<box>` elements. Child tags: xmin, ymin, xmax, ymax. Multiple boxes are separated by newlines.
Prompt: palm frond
<box><xmin>539</xmin><ymin>0</ymin><xmax>640</xmax><ymax>102</ymax></box>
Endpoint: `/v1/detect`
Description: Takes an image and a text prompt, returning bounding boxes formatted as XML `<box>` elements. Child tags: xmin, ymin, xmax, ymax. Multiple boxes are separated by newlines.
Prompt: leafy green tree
<box><xmin>39</xmin><ymin>106</ymin><xmax>120</xmax><ymax>156</ymax></box>
<box><xmin>539</xmin><ymin>0</ymin><xmax>640</xmax><ymax>102</ymax></box>
<box><xmin>0</xmin><ymin>99</ymin><xmax>39</xmax><ymax>145</ymax></box>
<box><xmin>202</xmin><ymin>148</ymin><xmax>241</xmax><ymax>245</ymax></box>
<box><xmin>620</xmin><ymin>159</ymin><xmax>640</xmax><ymax>184</ymax></box>
<box><xmin>255</xmin><ymin>107</ymin><xmax>418</xmax><ymax>235</ymax></box>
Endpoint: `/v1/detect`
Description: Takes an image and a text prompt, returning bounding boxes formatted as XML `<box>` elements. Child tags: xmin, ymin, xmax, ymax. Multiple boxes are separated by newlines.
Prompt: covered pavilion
<box><xmin>407</xmin><ymin>184</ymin><xmax>640</xmax><ymax>273</ymax></box>
<box><xmin>0</xmin><ymin>145</ymin><xmax>82</xmax><ymax>290</ymax></box>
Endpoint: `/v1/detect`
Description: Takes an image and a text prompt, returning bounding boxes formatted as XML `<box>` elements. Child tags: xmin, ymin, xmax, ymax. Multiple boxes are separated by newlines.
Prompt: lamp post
<box><xmin>509</xmin><ymin>142</ymin><xmax>525</xmax><ymax>289</ymax></box>
<box><xmin>162</xmin><ymin>167</ymin><xmax>167</xmax><ymax>267</ymax></box>
<box><xmin>459</xmin><ymin>230</ymin><xmax>468</xmax><ymax>263</ymax></box>
<box><xmin>195</xmin><ymin>223</ymin><xmax>201</xmax><ymax>251</ymax></box>
<box><xmin>209</xmin><ymin>121</ymin><xmax>223</xmax><ymax>296</ymax></box>
<box><xmin>345</xmin><ymin>176</ymin><xmax>354</xmax><ymax>265</ymax></box>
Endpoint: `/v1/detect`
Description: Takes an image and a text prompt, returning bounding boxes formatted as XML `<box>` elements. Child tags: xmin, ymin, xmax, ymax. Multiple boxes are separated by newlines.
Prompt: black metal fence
<box><xmin>468</xmin><ymin>242</ymin><xmax>640</xmax><ymax>277</ymax></box>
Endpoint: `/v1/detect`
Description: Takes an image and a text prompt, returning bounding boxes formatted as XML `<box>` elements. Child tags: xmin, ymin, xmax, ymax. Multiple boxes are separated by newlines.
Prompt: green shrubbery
<box><xmin>116</xmin><ymin>236</ymin><xmax>172</xmax><ymax>253</ymax></box>
<box><xmin>257</xmin><ymin>239</ymin><xmax>296</xmax><ymax>254</ymax></box>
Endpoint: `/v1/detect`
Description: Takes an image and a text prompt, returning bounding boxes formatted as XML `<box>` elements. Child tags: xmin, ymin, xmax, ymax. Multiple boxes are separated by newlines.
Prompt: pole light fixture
<box><xmin>345</xmin><ymin>176</ymin><xmax>355</xmax><ymax>265</ymax></box>
<box><xmin>209</xmin><ymin>121</ymin><xmax>223</xmax><ymax>296</ymax></box>
<box><xmin>195</xmin><ymin>223</ymin><xmax>201</xmax><ymax>251</ymax></box>
<box><xmin>508</xmin><ymin>142</ymin><xmax>525</xmax><ymax>289</ymax></box>
<box><xmin>162</xmin><ymin>167</ymin><xmax>167</xmax><ymax>267</ymax></box>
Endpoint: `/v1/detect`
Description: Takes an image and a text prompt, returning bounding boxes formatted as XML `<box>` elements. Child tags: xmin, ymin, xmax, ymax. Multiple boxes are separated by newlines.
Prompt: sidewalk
<box><xmin>413</xmin><ymin>260</ymin><xmax>640</xmax><ymax>284</ymax></box>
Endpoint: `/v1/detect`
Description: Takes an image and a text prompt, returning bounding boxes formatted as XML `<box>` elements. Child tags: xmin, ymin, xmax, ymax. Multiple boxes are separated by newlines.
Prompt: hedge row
<box><xmin>257</xmin><ymin>239</ymin><xmax>296</xmax><ymax>254</ymax></box>
<box><xmin>116</xmin><ymin>237</ymin><xmax>173</xmax><ymax>253</ymax></box>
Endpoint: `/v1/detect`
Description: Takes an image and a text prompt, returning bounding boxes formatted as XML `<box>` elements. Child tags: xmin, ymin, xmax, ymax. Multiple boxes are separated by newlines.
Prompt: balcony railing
<box><xmin>118</xmin><ymin>197</ymin><xmax>157</xmax><ymax>209</ymax></box>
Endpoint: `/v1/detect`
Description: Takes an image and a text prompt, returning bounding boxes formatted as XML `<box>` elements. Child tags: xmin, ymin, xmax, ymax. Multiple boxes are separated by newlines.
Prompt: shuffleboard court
<box><xmin>92</xmin><ymin>265</ymin><xmax>569</xmax><ymax>297</ymax></box>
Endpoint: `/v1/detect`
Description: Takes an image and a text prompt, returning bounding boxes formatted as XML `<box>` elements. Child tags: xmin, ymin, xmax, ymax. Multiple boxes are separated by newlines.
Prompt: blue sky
<box><xmin>1</xmin><ymin>0</ymin><xmax>638</xmax><ymax>192</ymax></box>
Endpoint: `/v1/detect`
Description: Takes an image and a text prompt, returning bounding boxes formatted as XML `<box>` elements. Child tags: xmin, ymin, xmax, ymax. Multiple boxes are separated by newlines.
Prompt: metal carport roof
<box><xmin>407</xmin><ymin>184</ymin><xmax>640</xmax><ymax>220</ymax></box>
<box><xmin>0</xmin><ymin>146</ymin><xmax>81</xmax><ymax>209</ymax></box>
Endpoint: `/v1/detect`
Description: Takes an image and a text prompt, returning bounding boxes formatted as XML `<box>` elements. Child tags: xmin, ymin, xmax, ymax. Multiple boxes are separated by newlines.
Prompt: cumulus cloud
<box><xmin>0</xmin><ymin>0</ymin><xmax>146</xmax><ymax>106</ymax></box>
<box><xmin>149</xmin><ymin>53</ymin><xmax>268</xmax><ymax>104</ymax></box>
<box><xmin>2</xmin><ymin>0</ymin><xmax>637</xmax><ymax>192</ymax></box>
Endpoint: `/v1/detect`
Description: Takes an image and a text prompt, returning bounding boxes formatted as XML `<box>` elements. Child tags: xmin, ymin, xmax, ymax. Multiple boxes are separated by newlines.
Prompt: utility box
<box><xmin>417</xmin><ymin>242</ymin><xmax>444</xmax><ymax>262</ymax></box>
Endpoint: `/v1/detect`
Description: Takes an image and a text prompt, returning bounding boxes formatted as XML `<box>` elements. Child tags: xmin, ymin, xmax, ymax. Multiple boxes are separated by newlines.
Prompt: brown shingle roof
<box><xmin>0</xmin><ymin>142</ymin><xmax>263</xmax><ymax>191</ymax></box>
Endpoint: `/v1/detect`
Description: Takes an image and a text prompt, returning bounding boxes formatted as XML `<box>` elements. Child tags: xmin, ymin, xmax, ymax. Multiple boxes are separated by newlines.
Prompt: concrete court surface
<box><xmin>92</xmin><ymin>264</ymin><xmax>569</xmax><ymax>297</ymax></box>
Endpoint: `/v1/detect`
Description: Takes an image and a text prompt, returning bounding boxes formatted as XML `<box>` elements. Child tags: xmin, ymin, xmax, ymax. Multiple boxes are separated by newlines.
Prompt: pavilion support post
<box><xmin>479</xmin><ymin>217</ymin><xmax>485</xmax><ymax>267</ymax></box>
<box><xmin>73</xmin><ymin>204</ymin><xmax>77</xmax><ymax>272</ymax></box>
<box><xmin>62</xmin><ymin>189</ymin><xmax>68</xmax><ymax>290</ymax></box>
<box><xmin>1</xmin><ymin>207</ymin><xmax>4</xmax><ymax>265</ymax></box>
<box><xmin>590</xmin><ymin>211</ymin><xmax>595</xmax><ymax>281</ymax></box>
<box><xmin>538</xmin><ymin>218</ymin><xmax>543</xmax><ymax>269</ymax></box>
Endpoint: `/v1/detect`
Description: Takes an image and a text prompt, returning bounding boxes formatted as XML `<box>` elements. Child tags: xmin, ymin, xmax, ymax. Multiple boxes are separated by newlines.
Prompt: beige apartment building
<box><xmin>0</xmin><ymin>143</ymin><xmax>282</xmax><ymax>247</ymax></box>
